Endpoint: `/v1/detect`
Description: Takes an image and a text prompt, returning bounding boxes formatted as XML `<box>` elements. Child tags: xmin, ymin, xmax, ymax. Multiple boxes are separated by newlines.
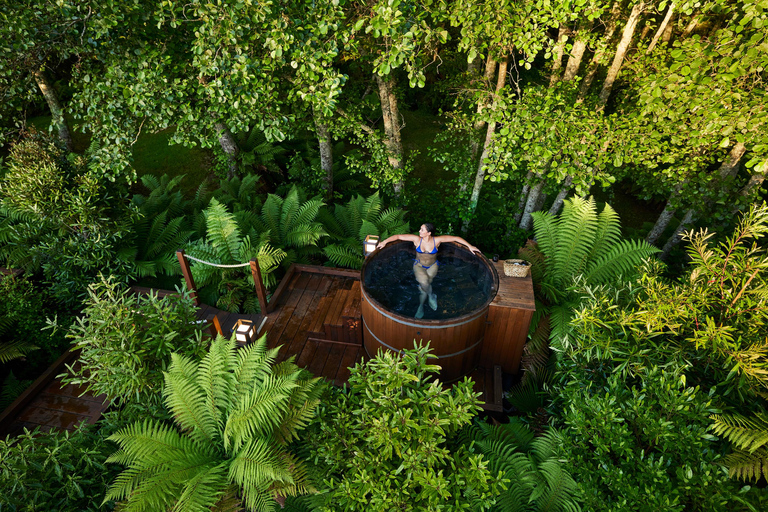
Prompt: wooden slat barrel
<box><xmin>360</xmin><ymin>242</ymin><xmax>499</xmax><ymax>382</ymax></box>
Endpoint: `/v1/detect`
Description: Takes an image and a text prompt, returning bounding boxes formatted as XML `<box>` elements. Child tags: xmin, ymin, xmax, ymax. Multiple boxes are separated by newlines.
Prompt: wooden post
<box><xmin>250</xmin><ymin>258</ymin><xmax>269</xmax><ymax>315</ymax></box>
<box><xmin>206</xmin><ymin>313</ymin><xmax>223</xmax><ymax>337</ymax></box>
<box><xmin>176</xmin><ymin>250</ymin><xmax>199</xmax><ymax>306</ymax></box>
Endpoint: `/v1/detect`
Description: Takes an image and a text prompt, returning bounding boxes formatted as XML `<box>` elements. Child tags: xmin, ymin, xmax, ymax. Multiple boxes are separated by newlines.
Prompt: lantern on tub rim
<box><xmin>233</xmin><ymin>318</ymin><xmax>256</xmax><ymax>344</ymax></box>
<box><xmin>364</xmin><ymin>235</ymin><xmax>380</xmax><ymax>257</ymax></box>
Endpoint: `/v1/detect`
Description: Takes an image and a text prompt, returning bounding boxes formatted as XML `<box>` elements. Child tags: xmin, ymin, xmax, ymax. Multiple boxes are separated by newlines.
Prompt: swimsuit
<box><xmin>414</xmin><ymin>238</ymin><xmax>439</xmax><ymax>269</ymax></box>
<box><xmin>416</xmin><ymin>238</ymin><xmax>438</xmax><ymax>254</ymax></box>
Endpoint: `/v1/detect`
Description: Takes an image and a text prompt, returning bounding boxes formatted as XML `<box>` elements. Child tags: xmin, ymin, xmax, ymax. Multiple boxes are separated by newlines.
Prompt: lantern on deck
<box><xmin>234</xmin><ymin>319</ymin><xmax>256</xmax><ymax>344</ymax></box>
<box><xmin>364</xmin><ymin>235</ymin><xmax>380</xmax><ymax>257</ymax></box>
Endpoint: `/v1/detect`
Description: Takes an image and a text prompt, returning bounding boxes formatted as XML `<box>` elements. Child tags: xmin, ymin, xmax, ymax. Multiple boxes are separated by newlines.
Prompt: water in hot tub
<box><xmin>363</xmin><ymin>247</ymin><xmax>494</xmax><ymax>320</ymax></box>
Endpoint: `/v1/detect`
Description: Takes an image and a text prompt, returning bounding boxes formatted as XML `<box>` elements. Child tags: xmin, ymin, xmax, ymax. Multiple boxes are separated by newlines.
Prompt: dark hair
<box><xmin>422</xmin><ymin>222</ymin><xmax>436</xmax><ymax>236</ymax></box>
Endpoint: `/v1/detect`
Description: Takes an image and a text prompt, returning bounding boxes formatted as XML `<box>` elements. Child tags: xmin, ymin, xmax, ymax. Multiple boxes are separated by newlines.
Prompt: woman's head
<box><xmin>419</xmin><ymin>223</ymin><xmax>435</xmax><ymax>237</ymax></box>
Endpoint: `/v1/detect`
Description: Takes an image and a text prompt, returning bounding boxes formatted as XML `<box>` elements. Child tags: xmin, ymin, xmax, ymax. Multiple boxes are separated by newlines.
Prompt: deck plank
<box><xmin>280</xmin><ymin>277</ymin><xmax>336</xmax><ymax>363</ymax></box>
<box><xmin>275</xmin><ymin>275</ymin><xmax>324</xmax><ymax>362</ymax></box>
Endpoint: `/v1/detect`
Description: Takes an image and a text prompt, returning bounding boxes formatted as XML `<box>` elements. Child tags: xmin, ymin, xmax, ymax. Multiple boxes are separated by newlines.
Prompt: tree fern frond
<box><xmin>195</xmin><ymin>335</ymin><xmax>238</xmax><ymax>434</ymax></box>
<box><xmin>172</xmin><ymin>461</ymin><xmax>230</xmax><ymax>512</ymax></box>
<box><xmin>0</xmin><ymin>337</ymin><xmax>38</xmax><ymax>364</ymax></box>
<box><xmin>204</xmin><ymin>199</ymin><xmax>243</xmax><ymax>263</ymax></box>
<box><xmin>723</xmin><ymin>447</ymin><xmax>768</xmax><ymax>482</ymax></box>
<box><xmin>291</xmin><ymin>198</ymin><xmax>324</xmax><ymax>234</ymax></box>
<box><xmin>711</xmin><ymin>412</ymin><xmax>768</xmax><ymax>452</ymax></box>
<box><xmin>279</xmin><ymin>188</ymin><xmax>302</xmax><ymax>239</ymax></box>
<box><xmin>163</xmin><ymin>366</ymin><xmax>219</xmax><ymax>443</ymax></box>
<box><xmin>323</xmin><ymin>244</ymin><xmax>363</xmax><ymax>269</ymax></box>
<box><xmin>260</xmin><ymin>194</ymin><xmax>284</xmax><ymax>241</ymax></box>
<box><xmin>583</xmin><ymin>239</ymin><xmax>659</xmax><ymax>286</ymax></box>
<box><xmin>589</xmin><ymin>202</ymin><xmax>622</xmax><ymax>263</ymax></box>
<box><xmin>553</xmin><ymin>197</ymin><xmax>598</xmax><ymax>287</ymax></box>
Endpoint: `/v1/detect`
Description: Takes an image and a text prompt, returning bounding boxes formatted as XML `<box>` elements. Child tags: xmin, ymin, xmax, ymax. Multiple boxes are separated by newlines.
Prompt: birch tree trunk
<box><xmin>549</xmin><ymin>26</ymin><xmax>570</xmax><ymax>86</ymax></box>
<box><xmin>519</xmin><ymin>178</ymin><xmax>545</xmax><ymax>231</ymax></box>
<box><xmin>662</xmin><ymin>15</ymin><xmax>675</xmax><ymax>44</ymax></box>
<box><xmin>513</xmin><ymin>171</ymin><xmax>534</xmax><ymax>224</ymax></box>
<box><xmin>462</xmin><ymin>57</ymin><xmax>508</xmax><ymax>233</ymax></box>
<box><xmin>468</xmin><ymin>56</ymin><xmax>499</xmax><ymax>168</ymax></box>
<box><xmin>578</xmin><ymin>1</ymin><xmax>622</xmax><ymax>101</ymax></box>
<box><xmin>646</xmin><ymin>2</ymin><xmax>676</xmax><ymax>54</ymax></box>
<box><xmin>33</xmin><ymin>69</ymin><xmax>74</xmax><ymax>152</ymax></box>
<box><xmin>376</xmin><ymin>73</ymin><xmax>405</xmax><ymax>195</ymax></box>
<box><xmin>660</xmin><ymin>208</ymin><xmax>695</xmax><ymax>260</ymax></box>
<box><xmin>598</xmin><ymin>2</ymin><xmax>645</xmax><ymax>110</ymax></box>
<box><xmin>563</xmin><ymin>21</ymin><xmax>591</xmax><ymax>82</ymax></box>
<box><xmin>313</xmin><ymin>108</ymin><xmax>333</xmax><ymax>201</ymax></box>
<box><xmin>736</xmin><ymin>161</ymin><xmax>768</xmax><ymax>202</ymax></box>
<box><xmin>659</xmin><ymin>143</ymin><xmax>747</xmax><ymax>257</ymax></box>
<box><xmin>214</xmin><ymin>122</ymin><xmax>240</xmax><ymax>179</ymax></box>
<box><xmin>682</xmin><ymin>13</ymin><xmax>699</xmax><ymax>37</ymax></box>
<box><xmin>646</xmin><ymin>201</ymin><xmax>678</xmax><ymax>245</ymax></box>
<box><xmin>548</xmin><ymin>175</ymin><xmax>573</xmax><ymax>215</ymax></box>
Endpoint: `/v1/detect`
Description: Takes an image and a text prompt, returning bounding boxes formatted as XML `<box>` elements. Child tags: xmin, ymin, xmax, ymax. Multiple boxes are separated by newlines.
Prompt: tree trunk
<box><xmin>563</xmin><ymin>22</ymin><xmax>591</xmax><ymax>82</ymax></box>
<box><xmin>313</xmin><ymin>108</ymin><xmax>333</xmax><ymax>201</ymax></box>
<box><xmin>733</xmin><ymin>161</ymin><xmax>768</xmax><ymax>215</ymax></box>
<box><xmin>646</xmin><ymin>200</ymin><xmax>678</xmax><ymax>245</ymax></box>
<box><xmin>647</xmin><ymin>3</ymin><xmax>676</xmax><ymax>53</ymax></box>
<box><xmin>467</xmin><ymin>53</ymin><xmax>482</xmax><ymax>77</ymax></box>
<box><xmin>519</xmin><ymin>178</ymin><xmax>545</xmax><ymax>231</ymax></box>
<box><xmin>548</xmin><ymin>175</ymin><xmax>573</xmax><ymax>215</ymax></box>
<box><xmin>659</xmin><ymin>143</ymin><xmax>748</xmax><ymax>256</ymax></box>
<box><xmin>578</xmin><ymin>1</ymin><xmax>622</xmax><ymax>101</ymax></box>
<box><xmin>717</xmin><ymin>142</ymin><xmax>746</xmax><ymax>179</ymax></box>
<box><xmin>549</xmin><ymin>26</ymin><xmax>571</xmax><ymax>86</ymax></box>
<box><xmin>598</xmin><ymin>2</ymin><xmax>645</xmax><ymax>110</ymax></box>
<box><xmin>214</xmin><ymin>122</ymin><xmax>240</xmax><ymax>179</ymax></box>
<box><xmin>462</xmin><ymin>57</ymin><xmax>508</xmax><ymax>233</ymax></box>
<box><xmin>681</xmin><ymin>13</ymin><xmax>699</xmax><ymax>37</ymax></box>
<box><xmin>33</xmin><ymin>68</ymin><xmax>74</xmax><ymax>152</ymax></box>
<box><xmin>375</xmin><ymin>73</ymin><xmax>405</xmax><ymax>195</ymax></box>
<box><xmin>513</xmin><ymin>171</ymin><xmax>534</xmax><ymax>225</ymax></box>
<box><xmin>660</xmin><ymin>208</ymin><xmax>696</xmax><ymax>260</ymax></box>
<box><xmin>662</xmin><ymin>16</ymin><xmax>675</xmax><ymax>44</ymax></box>
<box><xmin>468</xmin><ymin>56</ymin><xmax>499</xmax><ymax>168</ymax></box>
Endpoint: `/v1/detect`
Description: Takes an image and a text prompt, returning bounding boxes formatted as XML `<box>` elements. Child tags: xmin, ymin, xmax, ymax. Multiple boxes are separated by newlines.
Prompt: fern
<box><xmin>468</xmin><ymin>419</ymin><xmax>582</xmax><ymax>512</ymax></box>
<box><xmin>0</xmin><ymin>371</ymin><xmax>32</xmax><ymax>410</ymax></box>
<box><xmin>526</xmin><ymin>196</ymin><xmax>659</xmax><ymax>352</ymax></box>
<box><xmin>723</xmin><ymin>447</ymin><xmax>768</xmax><ymax>482</ymax></box>
<box><xmin>187</xmin><ymin>199</ymin><xmax>286</xmax><ymax>313</ymax></box>
<box><xmin>319</xmin><ymin>192</ymin><xmax>409</xmax><ymax>269</ymax></box>
<box><xmin>105</xmin><ymin>335</ymin><xmax>323</xmax><ymax>511</ymax></box>
<box><xmin>711</xmin><ymin>412</ymin><xmax>768</xmax><ymax>454</ymax></box>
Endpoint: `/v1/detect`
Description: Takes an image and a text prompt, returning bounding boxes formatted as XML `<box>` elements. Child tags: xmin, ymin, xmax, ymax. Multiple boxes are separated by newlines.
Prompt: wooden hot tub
<box><xmin>360</xmin><ymin>241</ymin><xmax>499</xmax><ymax>382</ymax></box>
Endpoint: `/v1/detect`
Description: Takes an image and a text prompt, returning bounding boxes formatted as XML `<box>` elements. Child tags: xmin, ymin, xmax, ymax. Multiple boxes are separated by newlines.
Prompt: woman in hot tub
<box><xmin>377</xmin><ymin>223</ymin><xmax>481</xmax><ymax>319</ymax></box>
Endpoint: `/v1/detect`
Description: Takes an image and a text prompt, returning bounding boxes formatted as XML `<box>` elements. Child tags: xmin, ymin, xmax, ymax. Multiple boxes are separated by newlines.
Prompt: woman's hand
<box><xmin>377</xmin><ymin>241</ymin><xmax>387</xmax><ymax>249</ymax></box>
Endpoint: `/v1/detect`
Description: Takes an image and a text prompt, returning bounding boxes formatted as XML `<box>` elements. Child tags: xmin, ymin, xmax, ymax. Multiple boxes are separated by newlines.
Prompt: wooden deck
<box><xmin>0</xmin><ymin>350</ymin><xmax>110</xmax><ymax>438</ymax></box>
<box><xmin>0</xmin><ymin>264</ymin><xmax>504</xmax><ymax>437</ymax></box>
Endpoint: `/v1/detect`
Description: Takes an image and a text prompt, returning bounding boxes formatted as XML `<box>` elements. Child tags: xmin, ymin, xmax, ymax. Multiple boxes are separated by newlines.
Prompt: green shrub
<box><xmin>0</xmin><ymin>133</ymin><xmax>135</xmax><ymax>306</ymax></box>
<box><xmin>555</xmin><ymin>365</ymin><xmax>762</xmax><ymax>511</ymax></box>
<box><xmin>309</xmin><ymin>343</ymin><xmax>503</xmax><ymax>511</ymax></box>
<box><xmin>61</xmin><ymin>276</ymin><xmax>206</xmax><ymax>407</ymax></box>
<box><xmin>0</xmin><ymin>274</ymin><xmax>71</xmax><ymax>374</ymax></box>
<box><xmin>0</xmin><ymin>424</ymin><xmax>121</xmax><ymax>511</ymax></box>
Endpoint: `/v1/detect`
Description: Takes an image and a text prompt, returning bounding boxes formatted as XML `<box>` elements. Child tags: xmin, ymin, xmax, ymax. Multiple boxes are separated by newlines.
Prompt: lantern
<box><xmin>234</xmin><ymin>318</ymin><xmax>256</xmax><ymax>345</ymax></box>
<box><xmin>364</xmin><ymin>235</ymin><xmax>380</xmax><ymax>256</ymax></box>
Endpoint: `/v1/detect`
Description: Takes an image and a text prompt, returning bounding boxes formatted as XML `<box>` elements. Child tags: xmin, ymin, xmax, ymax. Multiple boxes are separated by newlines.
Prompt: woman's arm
<box><xmin>377</xmin><ymin>233</ymin><xmax>419</xmax><ymax>249</ymax></box>
<box><xmin>435</xmin><ymin>235</ymin><xmax>481</xmax><ymax>254</ymax></box>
